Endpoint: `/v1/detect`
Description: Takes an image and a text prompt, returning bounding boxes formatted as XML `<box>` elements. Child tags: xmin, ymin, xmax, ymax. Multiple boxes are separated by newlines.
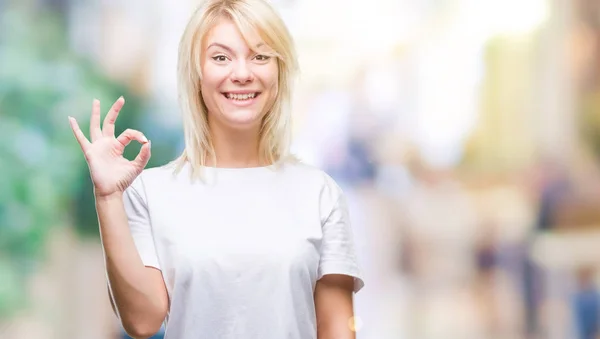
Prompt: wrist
<box><xmin>94</xmin><ymin>191</ymin><xmax>124</xmax><ymax>202</ymax></box>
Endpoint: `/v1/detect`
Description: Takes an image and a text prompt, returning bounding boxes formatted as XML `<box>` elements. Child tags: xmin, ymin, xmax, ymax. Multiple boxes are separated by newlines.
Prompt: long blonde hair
<box><xmin>172</xmin><ymin>0</ymin><xmax>299</xmax><ymax>179</ymax></box>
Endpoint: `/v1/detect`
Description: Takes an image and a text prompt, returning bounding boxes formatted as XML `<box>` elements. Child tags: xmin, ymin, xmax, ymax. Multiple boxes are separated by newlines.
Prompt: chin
<box><xmin>222</xmin><ymin>110</ymin><xmax>264</xmax><ymax>130</ymax></box>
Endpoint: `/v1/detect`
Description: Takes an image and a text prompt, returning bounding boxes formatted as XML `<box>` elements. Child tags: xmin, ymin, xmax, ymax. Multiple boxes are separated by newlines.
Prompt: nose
<box><xmin>230</xmin><ymin>60</ymin><xmax>253</xmax><ymax>84</ymax></box>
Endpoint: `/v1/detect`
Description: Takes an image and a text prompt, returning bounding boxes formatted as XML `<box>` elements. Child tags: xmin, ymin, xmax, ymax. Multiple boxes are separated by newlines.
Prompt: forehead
<box><xmin>204</xmin><ymin>18</ymin><xmax>264</xmax><ymax>51</ymax></box>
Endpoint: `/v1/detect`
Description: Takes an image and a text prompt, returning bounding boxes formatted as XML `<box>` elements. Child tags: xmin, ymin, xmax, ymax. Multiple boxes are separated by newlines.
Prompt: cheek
<box><xmin>268</xmin><ymin>65</ymin><xmax>279</xmax><ymax>89</ymax></box>
<box><xmin>259</xmin><ymin>64</ymin><xmax>279</xmax><ymax>97</ymax></box>
<box><xmin>201</xmin><ymin>63</ymin><xmax>229</xmax><ymax>92</ymax></box>
<box><xmin>200</xmin><ymin>68</ymin><xmax>228</xmax><ymax>106</ymax></box>
<box><xmin>199</xmin><ymin>81</ymin><xmax>216</xmax><ymax>105</ymax></box>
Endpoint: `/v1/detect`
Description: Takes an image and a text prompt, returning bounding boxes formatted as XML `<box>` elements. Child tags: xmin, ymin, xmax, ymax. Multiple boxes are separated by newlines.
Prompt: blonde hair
<box><xmin>173</xmin><ymin>0</ymin><xmax>299</xmax><ymax>179</ymax></box>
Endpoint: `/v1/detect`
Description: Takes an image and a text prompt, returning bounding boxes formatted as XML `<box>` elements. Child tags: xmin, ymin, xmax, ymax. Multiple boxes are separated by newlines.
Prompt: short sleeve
<box><xmin>317</xmin><ymin>176</ymin><xmax>365</xmax><ymax>293</ymax></box>
<box><xmin>122</xmin><ymin>175</ymin><xmax>161</xmax><ymax>270</ymax></box>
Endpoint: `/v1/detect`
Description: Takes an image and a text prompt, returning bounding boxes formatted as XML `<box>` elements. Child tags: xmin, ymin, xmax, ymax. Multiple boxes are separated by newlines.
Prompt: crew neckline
<box><xmin>200</xmin><ymin>164</ymin><xmax>277</xmax><ymax>171</ymax></box>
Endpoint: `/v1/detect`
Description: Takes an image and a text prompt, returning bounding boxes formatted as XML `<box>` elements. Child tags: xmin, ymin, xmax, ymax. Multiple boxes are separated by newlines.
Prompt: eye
<box><xmin>212</xmin><ymin>55</ymin><xmax>228</xmax><ymax>62</ymax></box>
<box><xmin>254</xmin><ymin>54</ymin><xmax>271</xmax><ymax>62</ymax></box>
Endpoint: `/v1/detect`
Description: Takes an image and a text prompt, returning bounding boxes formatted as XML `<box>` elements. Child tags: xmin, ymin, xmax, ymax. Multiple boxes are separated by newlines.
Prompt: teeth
<box><xmin>226</xmin><ymin>93</ymin><xmax>256</xmax><ymax>100</ymax></box>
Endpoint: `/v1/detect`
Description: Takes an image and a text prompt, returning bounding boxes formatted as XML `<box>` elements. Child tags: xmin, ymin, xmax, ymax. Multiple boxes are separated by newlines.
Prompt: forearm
<box><xmin>316</xmin><ymin>304</ymin><xmax>356</xmax><ymax>339</ymax></box>
<box><xmin>96</xmin><ymin>193</ymin><xmax>166</xmax><ymax>336</ymax></box>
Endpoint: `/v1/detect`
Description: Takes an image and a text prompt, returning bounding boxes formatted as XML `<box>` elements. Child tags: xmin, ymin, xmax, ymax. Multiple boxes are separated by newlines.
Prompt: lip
<box><xmin>223</xmin><ymin>90</ymin><xmax>261</xmax><ymax>94</ymax></box>
<box><xmin>222</xmin><ymin>92</ymin><xmax>261</xmax><ymax>107</ymax></box>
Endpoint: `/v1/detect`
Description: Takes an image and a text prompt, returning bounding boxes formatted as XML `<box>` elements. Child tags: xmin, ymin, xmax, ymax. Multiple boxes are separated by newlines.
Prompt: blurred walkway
<box><xmin>2</xmin><ymin>227</ymin><xmax>116</xmax><ymax>339</ymax></box>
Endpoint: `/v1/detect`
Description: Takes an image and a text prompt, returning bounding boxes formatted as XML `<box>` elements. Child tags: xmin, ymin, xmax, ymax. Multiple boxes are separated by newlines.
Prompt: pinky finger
<box><xmin>132</xmin><ymin>141</ymin><xmax>151</xmax><ymax>169</ymax></box>
<box><xmin>68</xmin><ymin>116</ymin><xmax>91</xmax><ymax>152</ymax></box>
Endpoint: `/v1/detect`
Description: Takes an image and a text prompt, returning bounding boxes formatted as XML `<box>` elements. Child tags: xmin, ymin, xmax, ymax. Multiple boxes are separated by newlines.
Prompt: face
<box><xmin>200</xmin><ymin>18</ymin><xmax>279</xmax><ymax>132</ymax></box>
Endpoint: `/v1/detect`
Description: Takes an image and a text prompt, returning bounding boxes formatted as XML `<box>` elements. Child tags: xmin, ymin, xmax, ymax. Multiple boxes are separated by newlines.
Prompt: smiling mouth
<box><xmin>222</xmin><ymin>92</ymin><xmax>261</xmax><ymax>101</ymax></box>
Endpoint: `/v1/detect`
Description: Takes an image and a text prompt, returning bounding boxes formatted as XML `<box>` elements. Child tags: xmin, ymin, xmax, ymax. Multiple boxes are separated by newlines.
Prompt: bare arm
<box><xmin>315</xmin><ymin>274</ymin><xmax>356</xmax><ymax>339</ymax></box>
<box><xmin>98</xmin><ymin>193</ymin><xmax>168</xmax><ymax>339</ymax></box>
<box><xmin>69</xmin><ymin>98</ymin><xmax>167</xmax><ymax>339</ymax></box>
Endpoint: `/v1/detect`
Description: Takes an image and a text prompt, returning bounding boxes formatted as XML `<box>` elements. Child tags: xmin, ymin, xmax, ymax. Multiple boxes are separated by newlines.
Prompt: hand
<box><xmin>69</xmin><ymin>97</ymin><xmax>151</xmax><ymax>198</ymax></box>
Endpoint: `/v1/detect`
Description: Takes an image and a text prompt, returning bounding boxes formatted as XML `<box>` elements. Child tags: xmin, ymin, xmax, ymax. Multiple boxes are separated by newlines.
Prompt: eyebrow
<box><xmin>207</xmin><ymin>42</ymin><xmax>265</xmax><ymax>53</ymax></box>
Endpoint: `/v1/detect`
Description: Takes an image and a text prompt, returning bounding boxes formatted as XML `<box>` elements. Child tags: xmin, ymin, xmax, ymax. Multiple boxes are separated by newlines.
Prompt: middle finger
<box><xmin>102</xmin><ymin>96</ymin><xmax>125</xmax><ymax>137</ymax></box>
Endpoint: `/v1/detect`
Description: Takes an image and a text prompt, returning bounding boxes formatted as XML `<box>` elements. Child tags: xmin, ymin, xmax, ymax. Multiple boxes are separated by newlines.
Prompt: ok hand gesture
<box><xmin>69</xmin><ymin>97</ymin><xmax>151</xmax><ymax>198</ymax></box>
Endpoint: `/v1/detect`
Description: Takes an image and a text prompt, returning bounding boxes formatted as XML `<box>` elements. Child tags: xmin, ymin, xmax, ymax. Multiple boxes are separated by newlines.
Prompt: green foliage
<box><xmin>0</xmin><ymin>5</ymin><xmax>179</xmax><ymax>318</ymax></box>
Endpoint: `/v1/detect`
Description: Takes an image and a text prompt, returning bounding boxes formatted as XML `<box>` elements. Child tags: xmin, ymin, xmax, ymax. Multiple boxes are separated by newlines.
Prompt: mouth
<box><xmin>222</xmin><ymin>92</ymin><xmax>261</xmax><ymax>102</ymax></box>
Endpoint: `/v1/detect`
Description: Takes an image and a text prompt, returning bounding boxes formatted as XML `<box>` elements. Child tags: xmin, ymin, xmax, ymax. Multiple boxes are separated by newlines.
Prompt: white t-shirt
<box><xmin>121</xmin><ymin>161</ymin><xmax>364</xmax><ymax>339</ymax></box>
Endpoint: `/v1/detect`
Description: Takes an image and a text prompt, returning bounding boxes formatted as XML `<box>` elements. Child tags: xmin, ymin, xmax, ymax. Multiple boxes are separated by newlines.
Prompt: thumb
<box><xmin>132</xmin><ymin>141</ymin><xmax>151</xmax><ymax>169</ymax></box>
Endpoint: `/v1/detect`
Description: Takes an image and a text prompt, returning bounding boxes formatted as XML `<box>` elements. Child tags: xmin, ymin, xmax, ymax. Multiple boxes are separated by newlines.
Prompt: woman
<box><xmin>68</xmin><ymin>0</ymin><xmax>364</xmax><ymax>338</ymax></box>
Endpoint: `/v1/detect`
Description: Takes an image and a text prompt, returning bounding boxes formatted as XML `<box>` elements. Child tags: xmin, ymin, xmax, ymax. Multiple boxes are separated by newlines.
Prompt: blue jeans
<box><xmin>121</xmin><ymin>326</ymin><xmax>165</xmax><ymax>339</ymax></box>
<box><xmin>573</xmin><ymin>289</ymin><xmax>600</xmax><ymax>339</ymax></box>
<box><xmin>122</xmin><ymin>334</ymin><xmax>164</xmax><ymax>339</ymax></box>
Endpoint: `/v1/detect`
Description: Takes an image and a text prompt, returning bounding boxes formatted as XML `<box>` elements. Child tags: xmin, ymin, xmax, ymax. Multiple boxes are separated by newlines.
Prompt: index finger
<box><xmin>90</xmin><ymin>99</ymin><xmax>102</xmax><ymax>142</ymax></box>
<box><xmin>68</xmin><ymin>116</ymin><xmax>91</xmax><ymax>152</ymax></box>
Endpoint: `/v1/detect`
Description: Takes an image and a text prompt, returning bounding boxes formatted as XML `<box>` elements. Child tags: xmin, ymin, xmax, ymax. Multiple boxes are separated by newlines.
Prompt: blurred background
<box><xmin>2</xmin><ymin>0</ymin><xmax>600</xmax><ymax>338</ymax></box>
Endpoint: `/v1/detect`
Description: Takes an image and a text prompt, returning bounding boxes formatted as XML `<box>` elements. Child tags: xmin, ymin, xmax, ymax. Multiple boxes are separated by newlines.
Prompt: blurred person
<box><xmin>402</xmin><ymin>156</ymin><xmax>484</xmax><ymax>337</ymax></box>
<box><xmin>67</xmin><ymin>1</ymin><xmax>364</xmax><ymax>338</ymax></box>
<box><xmin>473</xmin><ymin>221</ymin><xmax>505</xmax><ymax>338</ymax></box>
<box><xmin>572</xmin><ymin>266</ymin><xmax>600</xmax><ymax>339</ymax></box>
<box><xmin>523</xmin><ymin>159</ymin><xmax>571</xmax><ymax>338</ymax></box>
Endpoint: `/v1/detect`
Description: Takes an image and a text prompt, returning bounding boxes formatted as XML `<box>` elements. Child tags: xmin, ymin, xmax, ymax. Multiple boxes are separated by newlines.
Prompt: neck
<box><xmin>207</xmin><ymin>121</ymin><xmax>264</xmax><ymax>168</ymax></box>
